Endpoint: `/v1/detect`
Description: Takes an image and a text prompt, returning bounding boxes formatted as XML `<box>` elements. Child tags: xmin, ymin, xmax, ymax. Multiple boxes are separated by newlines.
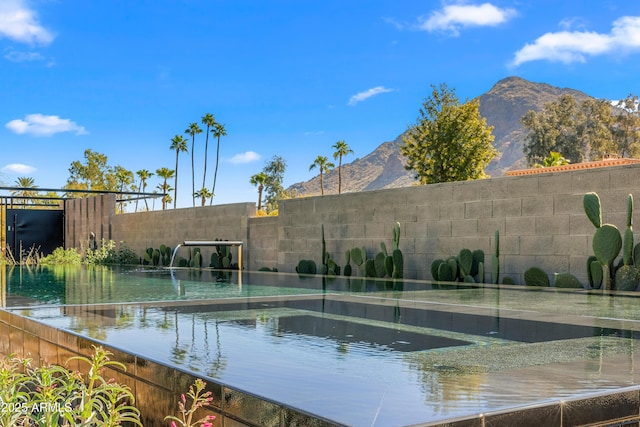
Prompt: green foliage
<box><xmin>553</xmin><ymin>273</ymin><xmax>583</xmax><ymax>289</ymax></box>
<box><xmin>524</xmin><ymin>267</ymin><xmax>550</xmax><ymax>287</ymax></box>
<box><xmin>521</xmin><ymin>95</ymin><xmax>621</xmax><ymax>166</ymax></box>
<box><xmin>65</xmin><ymin>149</ymin><xmax>124</xmax><ymax>194</ymax></box>
<box><xmin>533</xmin><ymin>151</ymin><xmax>570</xmax><ymax>168</ymax></box>
<box><xmin>86</xmin><ymin>240</ymin><xmax>138</xmax><ymax>266</ymax></box>
<box><xmin>164</xmin><ymin>378</ymin><xmax>216</xmax><ymax>427</ymax></box>
<box><xmin>400</xmin><ymin>83</ymin><xmax>497</xmax><ymax>184</ymax></box>
<box><xmin>309</xmin><ymin>156</ymin><xmax>335</xmax><ymax>196</ymax></box>
<box><xmin>85</xmin><ymin>239</ymin><xmax>118</xmax><ymax>265</ymax></box>
<box><xmin>0</xmin><ymin>346</ymin><xmax>142</xmax><ymax>426</ymax></box>
<box><xmin>502</xmin><ymin>276</ymin><xmax>516</xmax><ymax>285</ymax></box>
<box><xmin>615</xmin><ymin>265</ymin><xmax>640</xmax><ymax>291</ymax></box>
<box><xmin>262</xmin><ymin>155</ymin><xmax>293</xmax><ymax>213</ymax></box>
<box><xmin>296</xmin><ymin>259</ymin><xmax>317</xmax><ymax>275</ymax></box>
<box><xmin>39</xmin><ymin>247</ymin><xmax>82</xmax><ymax>265</ymax></box>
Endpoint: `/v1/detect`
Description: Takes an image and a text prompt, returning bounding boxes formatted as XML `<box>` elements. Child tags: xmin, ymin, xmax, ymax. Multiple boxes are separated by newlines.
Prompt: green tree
<box><xmin>155</xmin><ymin>167</ymin><xmax>174</xmax><ymax>211</ymax></box>
<box><xmin>114</xmin><ymin>165</ymin><xmax>134</xmax><ymax>213</ymax></box>
<box><xmin>11</xmin><ymin>176</ymin><xmax>38</xmax><ymax>208</ymax></box>
<box><xmin>534</xmin><ymin>151</ymin><xmax>570</xmax><ymax>168</ymax></box>
<box><xmin>613</xmin><ymin>94</ymin><xmax>640</xmax><ymax>158</ymax></box>
<box><xmin>201</xmin><ymin>113</ymin><xmax>216</xmax><ymax>190</ymax></box>
<box><xmin>209</xmin><ymin>122</ymin><xmax>227</xmax><ymax>205</ymax></box>
<box><xmin>169</xmin><ymin>135</ymin><xmax>188</xmax><ymax>209</ymax></box>
<box><xmin>194</xmin><ymin>187</ymin><xmax>212</xmax><ymax>207</ymax></box>
<box><xmin>400</xmin><ymin>83</ymin><xmax>496</xmax><ymax>184</ymax></box>
<box><xmin>262</xmin><ymin>155</ymin><xmax>288</xmax><ymax>213</ymax></box>
<box><xmin>185</xmin><ymin>122</ymin><xmax>203</xmax><ymax>207</ymax></box>
<box><xmin>332</xmin><ymin>140</ymin><xmax>353</xmax><ymax>194</ymax></box>
<box><xmin>309</xmin><ymin>155</ymin><xmax>334</xmax><ymax>196</ymax></box>
<box><xmin>579</xmin><ymin>98</ymin><xmax>616</xmax><ymax>160</ymax></box>
<box><xmin>521</xmin><ymin>94</ymin><xmax>587</xmax><ymax>166</ymax></box>
<box><xmin>65</xmin><ymin>149</ymin><xmax>118</xmax><ymax>195</ymax></box>
<box><xmin>249</xmin><ymin>172</ymin><xmax>268</xmax><ymax>211</ymax></box>
<box><xmin>135</xmin><ymin>169</ymin><xmax>154</xmax><ymax>212</ymax></box>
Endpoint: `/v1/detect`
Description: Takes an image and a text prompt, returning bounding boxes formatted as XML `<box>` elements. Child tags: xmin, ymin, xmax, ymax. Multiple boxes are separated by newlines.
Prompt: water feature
<box><xmin>3</xmin><ymin>265</ymin><xmax>640</xmax><ymax>426</ymax></box>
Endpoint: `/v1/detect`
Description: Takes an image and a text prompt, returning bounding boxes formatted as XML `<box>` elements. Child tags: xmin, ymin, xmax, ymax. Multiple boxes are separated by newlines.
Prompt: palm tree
<box><xmin>332</xmin><ymin>140</ymin><xmax>353</xmax><ymax>194</ymax></box>
<box><xmin>249</xmin><ymin>172</ymin><xmax>268</xmax><ymax>211</ymax></box>
<box><xmin>114</xmin><ymin>166</ymin><xmax>134</xmax><ymax>213</ymax></box>
<box><xmin>135</xmin><ymin>169</ymin><xmax>154</xmax><ymax>212</ymax></box>
<box><xmin>155</xmin><ymin>167</ymin><xmax>175</xmax><ymax>210</ymax></box>
<box><xmin>185</xmin><ymin>122</ymin><xmax>203</xmax><ymax>207</ymax></box>
<box><xmin>201</xmin><ymin>113</ymin><xmax>216</xmax><ymax>190</ymax></box>
<box><xmin>309</xmin><ymin>155</ymin><xmax>334</xmax><ymax>196</ymax></box>
<box><xmin>11</xmin><ymin>176</ymin><xmax>37</xmax><ymax>208</ymax></box>
<box><xmin>170</xmin><ymin>134</ymin><xmax>188</xmax><ymax>209</ymax></box>
<box><xmin>209</xmin><ymin>122</ymin><xmax>227</xmax><ymax>205</ymax></box>
<box><xmin>194</xmin><ymin>187</ymin><xmax>213</xmax><ymax>207</ymax></box>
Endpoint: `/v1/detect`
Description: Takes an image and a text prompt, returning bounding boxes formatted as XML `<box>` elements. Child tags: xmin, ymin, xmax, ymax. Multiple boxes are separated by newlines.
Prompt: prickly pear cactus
<box><xmin>392</xmin><ymin>222</ymin><xmax>401</xmax><ymax>251</ymax></box>
<box><xmin>431</xmin><ymin>259</ymin><xmax>444</xmax><ymax>281</ymax></box>
<box><xmin>437</xmin><ymin>262</ymin><xmax>454</xmax><ymax>282</ymax></box>
<box><xmin>593</xmin><ymin>224</ymin><xmax>622</xmax><ymax>290</ymax></box>
<box><xmin>583</xmin><ymin>192</ymin><xmax>602</xmax><ymax>228</ymax></box>
<box><xmin>615</xmin><ymin>265</ymin><xmax>640</xmax><ymax>291</ymax></box>
<box><xmin>524</xmin><ymin>267</ymin><xmax>550</xmax><ymax>287</ymax></box>
<box><xmin>458</xmin><ymin>249</ymin><xmax>473</xmax><ymax>277</ymax></box>
<box><xmin>554</xmin><ymin>273</ymin><xmax>583</xmax><ymax>289</ymax></box>
<box><xmin>623</xmin><ymin>195</ymin><xmax>634</xmax><ymax>266</ymax></box>
<box><xmin>392</xmin><ymin>249</ymin><xmax>403</xmax><ymax>279</ymax></box>
<box><xmin>471</xmin><ymin>249</ymin><xmax>484</xmax><ymax>278</ymax></box>
<box><xmin>296</xmin><ymin>259</ymin><xmax>317</xmax><ymax>275</ymax></box>
<box><xmin>492</xmin><ymin>229</ymin><xmax>500</xmax><ymax>284</ymax></box>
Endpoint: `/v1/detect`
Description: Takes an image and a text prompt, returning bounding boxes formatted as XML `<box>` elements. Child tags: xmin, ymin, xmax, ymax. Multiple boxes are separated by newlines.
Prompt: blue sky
<box><xmin>1</xmin><ymin>0</ymin><xmax>640</xmax><ymax>208</ymax></box>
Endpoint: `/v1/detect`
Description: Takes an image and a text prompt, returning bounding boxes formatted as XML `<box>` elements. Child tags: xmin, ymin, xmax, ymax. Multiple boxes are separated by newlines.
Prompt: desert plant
<box><xmin>524</xmin><ymin>267</ymin><xmax>550</xmax><ymax>287</ymax></box>
<box><xmin>165</xmin><ymin>378</ymin><xmax>215</xmax><ymax>427</ymax></box>
<box><xmin>296</xmin><ymin>259</ymin><xmax>317</xmax><ymax>275</ymax></box>
<box><xmin>553</xmin><ymin>273</ymin><xmax>583</xmax><ymax>288</ymax></box>
<box><xmin>584</xmin><ymin>192</ymin><xmax>623</xmax><ymax>290</ymax></box>
<box><xmin>492</xmin><ymin>229</ymin><xmax>500</xmax><ymax>284</ymax></box>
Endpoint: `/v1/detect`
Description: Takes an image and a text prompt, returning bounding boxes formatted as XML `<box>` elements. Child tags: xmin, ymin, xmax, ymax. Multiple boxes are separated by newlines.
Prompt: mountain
<box><xmin>287</xmin><ymin>76</ymin><xmax>593</xmax><ymax>197</ymax></box>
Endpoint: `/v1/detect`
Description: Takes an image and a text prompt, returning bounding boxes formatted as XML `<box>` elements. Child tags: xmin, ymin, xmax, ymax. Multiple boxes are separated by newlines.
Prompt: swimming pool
<box><xmin>4</xmin><ymin>265</ymin><xmax>640</xmax><ymax>426</ymax></box>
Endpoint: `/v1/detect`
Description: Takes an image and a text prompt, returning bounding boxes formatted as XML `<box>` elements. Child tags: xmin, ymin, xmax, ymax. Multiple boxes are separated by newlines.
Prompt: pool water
<box><xmin>4</xmin><ymin>265</ymin><xmax>640</xmax><ymax>426</ymax></box>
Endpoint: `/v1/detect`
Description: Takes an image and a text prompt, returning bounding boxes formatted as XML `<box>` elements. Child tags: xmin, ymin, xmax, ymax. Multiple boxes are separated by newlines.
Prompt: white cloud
<box><xmin>513</xmin><ymin>16</ymin><xmax>640</xmax><ymax>66</ymax></box>
<box><xmin>0</xmin><ymin>0</ymin><xmax>54</xmax><ymax>45</ymax></box>
<box><xmin>420</xmin><ymin>2</ymin><xmax>517</xmax><ymax>35</ymax></box>
<box><xmin>2</xmin><ymin>163</ymin><xmax>36</xmax><ymax>174</ymax></box>
<box><xmin>4</xmin><ymin>49</ymin><xmax>44</xmax><ymax>62</ymax></box>
<box><xmin>348</xmin><ymin>86</ymin><xmax>393</xmax><ymax>106</ymax></box>
<box><xmin>228</xmin><ymin>151</ymin><xmax>260</xmax><ymax>164</ymax></box>
<box><xmin>6</xmin><ymin>114</ymin><xmax>88</xmax><ymax>137</ymax></box>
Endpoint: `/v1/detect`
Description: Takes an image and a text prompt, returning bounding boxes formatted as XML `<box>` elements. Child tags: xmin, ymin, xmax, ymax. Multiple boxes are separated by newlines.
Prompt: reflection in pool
<box><xmin>5</xmin><ymin>265</ymin><xmax>640</xmax><ymax>426</ymax></box>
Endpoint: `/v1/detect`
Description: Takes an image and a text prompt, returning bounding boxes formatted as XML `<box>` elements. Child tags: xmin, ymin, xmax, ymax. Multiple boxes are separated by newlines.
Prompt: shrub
<box><xmin>39</xmin><ymin>247</ymin><xmax>82</xmax><ymax>265</ymax></box>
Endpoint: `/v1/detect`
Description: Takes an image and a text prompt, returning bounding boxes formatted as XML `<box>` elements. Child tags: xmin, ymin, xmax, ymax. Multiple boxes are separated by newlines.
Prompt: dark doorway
<box><xmin>6</xmin><ymin>208</ymin><xmax>64</xmax><ymax>261</ymax></box>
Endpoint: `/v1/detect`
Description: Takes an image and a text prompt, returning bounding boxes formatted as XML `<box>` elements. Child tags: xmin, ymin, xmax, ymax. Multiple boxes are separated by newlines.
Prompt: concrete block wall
<box><xmin>64</xmin><ymin>163</ymin><xmax>640</xmax><ymax>285</ymax></box>
<box><xmin>108</xmin><ymin>202</ymin><xmax>256</xmax><ymax>265</ymax></box>
<box><xmin>276</xmin><ymin>163</ymin><xmax>640</xmax><ymax>284</ymax></box>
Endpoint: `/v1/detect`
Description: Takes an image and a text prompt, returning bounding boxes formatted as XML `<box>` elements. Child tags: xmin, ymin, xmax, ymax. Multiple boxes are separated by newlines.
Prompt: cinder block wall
<box><xmin>108</xmin><ymin>202</ymin><xmax>255</xmax><ymax>264</ymax></box>
<box><xmin>65</xmin><ymin>164</ymin><xmax>640</xmax><ymax>285</ymax></box>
